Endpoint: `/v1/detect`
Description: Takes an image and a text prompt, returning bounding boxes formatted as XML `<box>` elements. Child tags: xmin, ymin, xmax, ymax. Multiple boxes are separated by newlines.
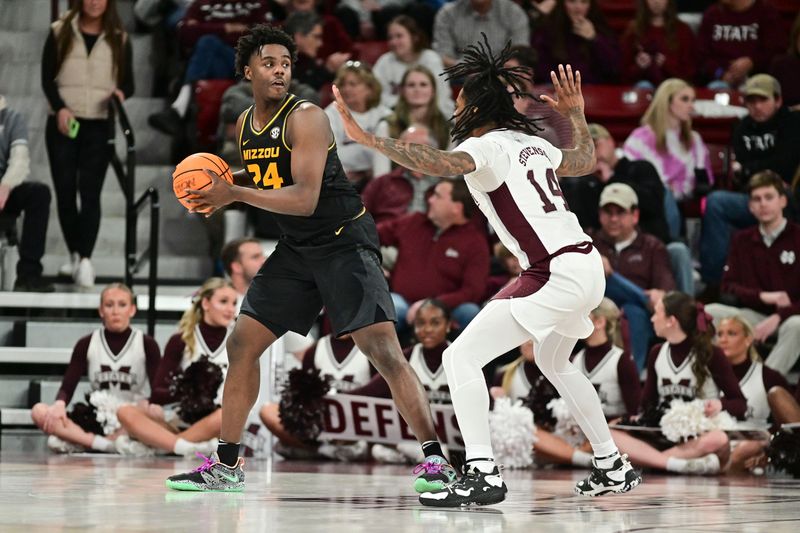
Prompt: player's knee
<box><xmin>226</xmin><ymin>333</ymin><xmax>262</xmax><ymax>365</ymax></box>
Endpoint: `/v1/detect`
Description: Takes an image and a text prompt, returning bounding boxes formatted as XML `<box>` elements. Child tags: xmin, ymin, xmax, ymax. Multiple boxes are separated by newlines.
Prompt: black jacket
<box><xmin>732</xmin><ymin>106</ymin><xmax>800</xmax><ymax>187</ymax></box>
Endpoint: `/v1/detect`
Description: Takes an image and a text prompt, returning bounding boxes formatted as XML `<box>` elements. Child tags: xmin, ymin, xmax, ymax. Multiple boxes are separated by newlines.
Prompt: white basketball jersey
<box><xmin>408</xmin><ymin>343</ymin><xmax>450</xmax><ymax>403</ymax></box>
<box><xmin>455</xmin><ymin>130</ymin><xmax>591</xmax><ymax>269</ymax></box>
<box><xmin>312</xmin><ymin>336</ymin><xmax>372</xmax><ymax>392</ymax></box>
<box><xmin>654</xmin><ymin>343</ymin><xmax>719</xmax><ymax>402</ymax></box>
<box><xmin>508</xmin><ymin>361</ymin><xmax>533</xmax><ymax>401</ymax></box>
<box><xmin>573</xmin><ymin>345</ymin><xmax>626</xmax><ymax>418</ymax></box>
<box><xmin>738</xmin><ymin>361</ymin><xmax>770</xmax><ymax>429</ymax></box>
<box><xmin>86</xmin><ymin>328</ymin><xmax>150</xmax><ymax>402</ymax></box>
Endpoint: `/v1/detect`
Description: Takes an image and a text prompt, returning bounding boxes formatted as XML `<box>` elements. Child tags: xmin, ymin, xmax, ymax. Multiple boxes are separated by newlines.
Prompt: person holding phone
<box><xmin>42</xmin><ymin>0</ymin><xmax>134</xmax><ymax>288</ymax></box>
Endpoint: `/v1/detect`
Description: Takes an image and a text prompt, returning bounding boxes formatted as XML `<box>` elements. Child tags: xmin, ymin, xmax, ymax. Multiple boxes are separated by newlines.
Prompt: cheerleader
<box><xmin>259</xmin><ymin>332</ymin><xmax>374</xmax><ymax>451</ymax></box>
<box><xmin>491</xmin><ymin>298</ymin><xmax>640</xmax><ymax>467</ymax></box>
<box><xmin>610</xmin><ymin>292</ymin><xmax>747</xmax><ymax>475</ymax></box>
<box><xmin>716</xmin><ymin>316</ymin><xmax>799</xmax><ymax>473</ymax></box>
<box><xmin>31</xmin><ymin>283</ymin><xmax>160</xmax><ymax>453</ymax></box>
<box><xmin>115</xmin><ymin>278</ymin><xmax>236</xmax><ymax>455</ymax></box>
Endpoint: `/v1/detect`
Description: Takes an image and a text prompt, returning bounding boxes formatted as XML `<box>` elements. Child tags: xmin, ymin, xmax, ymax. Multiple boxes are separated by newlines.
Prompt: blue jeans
<box><xmin>391</xmin><ymin>292</ymin><xmax>480</xmax><ymax>332</ymax></box>
<box><xmin>699</xmin><ymin>190</ymin><xmax>756</xmax><ymax>284</ymax></box>
<box><xmin>184</xmin><ymin>34</ymin><xmax>236</xmax><ymax>83</ymax></box>
<box><xmin>664</xmin><ymin>187</ymin><xmax>683</xmax><ymax>240</ymax></box>
<box><xmin>667</xmin><ymin>241</ymin><xmax>694</xmax><ymax>295</ymax></box>
<box><xmin>605</xmin><ymin>273</ymin><xmax>654</xmax><ymax>371</ymax></box>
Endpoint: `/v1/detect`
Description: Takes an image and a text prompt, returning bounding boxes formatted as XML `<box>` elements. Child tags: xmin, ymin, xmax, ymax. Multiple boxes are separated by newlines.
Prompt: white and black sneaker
<box><xmin>574</xmin><ymin>453</ymin><xmax>642</xmax><ymax>497</ymax></box>
<box><xmin>419</xmin><ymin>462</ymin><xmax>507</xmax><ymax>507</ymax></box>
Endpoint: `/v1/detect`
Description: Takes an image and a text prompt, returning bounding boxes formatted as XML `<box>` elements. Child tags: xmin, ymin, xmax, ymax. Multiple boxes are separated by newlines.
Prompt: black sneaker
<box><xmin>165</xmin><ymin>452</ymin><xmax>245</xmax><ymax>492</ymax></box>
<box><xmin>419</xmin><ymin>463</ymin><xmax>507</xmax><ymax>507</ymax></box>
<box><xmin>574</xmin><ymin>453</ymin><xmax>642</xmax><ymax>497</ymax></box>
<box><xmin>13</xmin><ymin>277</ymin><xmax>55</xmax><ymax>292</ymax></box>
<box><xmin>148</xmin><ymin>107</ymin><xmax>183</xmax><ymax>136</ymax></box>
<box><xmin>413</xmin><ymin>455</ymin><xmax>458</xmax><ymax>493</ymax></box>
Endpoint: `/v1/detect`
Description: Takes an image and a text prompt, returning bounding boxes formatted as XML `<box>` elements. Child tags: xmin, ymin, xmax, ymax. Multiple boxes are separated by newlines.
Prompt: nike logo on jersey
<box><xmin>334</xmin><ymin>226</ymin><xmax>344</xmax><ymax>236</ymax></box>
<box><xmin>243</xmin><ymin>139</ymin><xmax>250</xmax><ymax>146</ymax></box>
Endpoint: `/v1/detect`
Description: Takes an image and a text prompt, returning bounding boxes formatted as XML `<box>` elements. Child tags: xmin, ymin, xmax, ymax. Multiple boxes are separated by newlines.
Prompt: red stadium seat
<box><xmin>581</xmin><ymin>85</ymin><xmax>651</xmax><ymax>142</ymax></box>
<box><xmin>193</xmin><ymin>79</ymin><xmax>236</xmax><ymax>149</ymax></box>
<box><xmin>352</xmin><ymin>40</ymin><xmax>390</xmax><ymax>68</ymax></box>
<box><xmin>597</xmin><ymin>0</ymin><xmax>636</xmax><ymax>35</ymax></box>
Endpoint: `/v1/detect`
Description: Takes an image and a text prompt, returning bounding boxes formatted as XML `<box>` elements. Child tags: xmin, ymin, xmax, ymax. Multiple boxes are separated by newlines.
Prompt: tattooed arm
<box><xmin>540</xmin><ymin>64</ymin><xmax>597</xmax><ymax>177</ymax></box>
<box><xmin>331</xmin><ymin>85</ymin><xmax>476</xmax><ymax>177</ymax></box>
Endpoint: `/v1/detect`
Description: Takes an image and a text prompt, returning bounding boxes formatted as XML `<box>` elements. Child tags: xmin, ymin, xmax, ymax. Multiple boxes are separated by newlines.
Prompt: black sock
<box><xmin>421</xmin><ymin>440</ymin><xmax>445</xmax><ymax>459</ymax></box>
<box><xmin>217</xmin><ymin>440</ymin><xmax>240</xmax><ymax>466</ymax></box>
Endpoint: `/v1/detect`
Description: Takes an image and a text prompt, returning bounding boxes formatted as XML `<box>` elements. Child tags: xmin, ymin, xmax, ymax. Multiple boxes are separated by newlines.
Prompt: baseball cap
<box><xmin>588</xmin><ymin>123</ymin><xmax>611</xmax><ymax>140</ymax></box>
<box><xmin>744</xmin><ymin>74</ymin><xmax>781</xmax><ymax>99</ymax></box>
<box><xmin>599</xmin><ymin>183</ymin><xmax>638</xmax><ymax>210</ymax></box>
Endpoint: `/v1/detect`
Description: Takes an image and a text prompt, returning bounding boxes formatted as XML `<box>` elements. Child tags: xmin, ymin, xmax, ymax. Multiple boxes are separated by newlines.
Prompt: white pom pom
<box><xmin>659</xmin><ymin>399</ymin><xmax>734</xmax><ymax>443</ymax></box>
<box><xmin>489</xmin><ymin>398</ymin><xmax>536</xmax><ymax>469</ymax></box>
<box><xmin>547</xmin><ymin>398</ymin><xmax>585</xmax><ymax>447</ymax></box>
<box><xmin>88</xmin><ymin>391</ymin><xmax>129</xmax><ymax>436</ymax></box>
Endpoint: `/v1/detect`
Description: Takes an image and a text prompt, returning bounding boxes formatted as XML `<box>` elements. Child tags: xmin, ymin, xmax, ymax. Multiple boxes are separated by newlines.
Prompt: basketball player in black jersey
<box><xmin>166</xmin><ymin>24</ymin><xmax>455</xmax><ymax>494</ymax></box>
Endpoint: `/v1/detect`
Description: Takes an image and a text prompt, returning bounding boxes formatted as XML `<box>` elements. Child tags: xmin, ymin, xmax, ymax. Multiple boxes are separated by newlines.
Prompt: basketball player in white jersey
<box><xmin>333</xmin><ymin>35</ymin><xmax>641</xmax><ymax>505</ymax></box>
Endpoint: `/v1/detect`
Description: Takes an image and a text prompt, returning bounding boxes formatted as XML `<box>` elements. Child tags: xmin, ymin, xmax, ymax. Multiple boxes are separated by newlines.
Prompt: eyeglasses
<box><xmin>343</xmin><ymin>60</ymin><xmax>371</xmax><ymax>71</ymax></box>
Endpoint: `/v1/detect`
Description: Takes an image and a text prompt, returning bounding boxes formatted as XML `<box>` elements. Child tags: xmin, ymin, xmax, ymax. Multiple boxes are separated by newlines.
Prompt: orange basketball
<box><xmin>172</xmin><ymin>152</ymin><xmax>233</xmax><ymax>212</ymax></box>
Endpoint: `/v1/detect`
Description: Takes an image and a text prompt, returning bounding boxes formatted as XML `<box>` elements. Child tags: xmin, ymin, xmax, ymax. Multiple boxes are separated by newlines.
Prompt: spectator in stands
<box><xmin>0</xmin><ymin>95</ymin><xmax>53</xmax><ymax>292</ymax></box>
<box><xmin>115</xmin><ymin>278</ymin><xmax>237</xmax><ymax>456</ymax></box>
<box><xmin>372</xmin><ymin>65</ymin><xmax>451</xmax><ymax>176</ymax></box>
<box><xmin>373</xmin><ymin>15</ymin><xmax>452</xmax><ymax>116</ymax></box>
<box><xmin>259</xmin><ymin>333</ymin><xmax>374</xmax><ymax>456</ymax></box>
<box><xmin>623</xmin><ymin>78</ymin><xmax>713</xmax><ymax>240</ymax></box>
<box><xmin>336</xmin><ymin>0</ymin><xmax>436</xmax><ymax>41</ymax></box>
<box><xmin>621</xmin><ymin>0</ymin><xmax>697</xmax><ymax>87</ymax></box>
<box><xmin>148</xmin><ymin>0</ymin><xmax>273</xmax><ymax>136</ymax></box>
<box><xmin>432</xmin><ymin>0</ymin><xmax>530</xmax><ymax>68</ymax></box>
<box><xmin>589</xmin><ymin>184</ymin><xmax>676</xmax><ymax>371</ymax></box>
<box><xmin>378</xmin><ymin>178</ymin><xmax>489</xmax><ymax>332</ymax></box>
<box><xmin>220</xmin><ymin>237</ymin><xmax>266</xmax><ymax>300</ymax></box>
<box><xmin>362</xmin><ymin>125</ymin><xmax>440</xmax><ymax>224</ymax></box>
<box><xmin>31</xmin><ymin>284</ymin><xmax>160</xmax><ymax>453</ymax></box>
<box><xmin>769</xmin><ymin>12</ymin><xmax>800</xmax><ymax>111</ymax></box>
<box><xmin>716</xmin><ymin>315</ymin><xmax>797</xmax><ymax>474</ymax></box>
<box><xmin>280</xmin><ymin>0</ymin><xmax>354</xmax><ymax>62</ymax></box>
<box><xmin>696</xmin><ymin>0</ymin><xmax>784</xmax><ymax>88</ymax></box>
<box><xmin>705</xmin><ymin>171</ymin><xmax>800</xmax><ymax>376</ymax></box>
<box><xmin>285</xmin><ymin>11</ymin><xmax>350</xmax><ymax>92</ymax></box>
<box><xmin>534</xmin><ymin>0</ymin><xmax>621</xmax><ymax>85</ymax></box>
<box><xmin>699</xmin><ymin>74</ymin><xmax>800</xmax><ymax>288</ymax></box>
<box><xmin>503</xmin><ymin>45</ymin><xmax>572</xmax><ymax>148</ymax></box>
<box><xmin>42</xmin><ymin>0</ymin><xmax>134</xmax><ymax>288</ymax></box>
<box><xmin>565</xmin><ymin>124</ymin><xmax>694</xmax><ymax>295</ymax></box>
<box><xmin>610</xmin><ymin>292</ymin><xmax>746</xmax><ymax>475</ymax></box>
<box><xmin>517</xmin><ymin>0</ymin><xmax>557</xmax><ymax>35</ymax></box>
<box><xmin>324</xmin><ymin>62</ymin><xmax>389</xmax><ymax>191</ymax></box>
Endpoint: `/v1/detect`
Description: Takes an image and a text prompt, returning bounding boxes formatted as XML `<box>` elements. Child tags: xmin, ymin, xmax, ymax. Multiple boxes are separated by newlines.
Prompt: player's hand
<box><xmin>43</xmin><ymin>401</ymin><xmax>67</xmax><ymax>433</ymax></box>
<box><xmin>540</xmin><ymin>64</ymin><xmax>584</xmax><ymax>117</ymax></box>
<box><xmin>185</xmin><ymin>169</ymin><xmax>235</xmax><ymax>217</ymax></box>
<box><xmin>754</xmin><ymin>314</ymin><xmax>781</xmax><ymax>342</ymax></box>
<box><xmin>332</xmin><ymin>84</ymin><xmax>372</xmax><ymax>146</ymax></box>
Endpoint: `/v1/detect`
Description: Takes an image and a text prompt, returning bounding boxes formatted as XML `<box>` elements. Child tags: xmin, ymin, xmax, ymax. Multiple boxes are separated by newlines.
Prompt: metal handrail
<box><xmin>108</xmin><ymin>95</ymin><xmax>160</xmax><ymax>336</ymax></box>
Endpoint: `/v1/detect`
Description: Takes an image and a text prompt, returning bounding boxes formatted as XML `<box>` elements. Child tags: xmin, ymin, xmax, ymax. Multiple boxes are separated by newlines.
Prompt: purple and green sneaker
<box><xmin>413</xmin><ymin>455</ymin><xmax>457</xmax><ymax>493</ymax></box>
<box><xmin>166</xmin><ymin>452</ymin><xmax>245</xmax><ymax>492</ymax></box>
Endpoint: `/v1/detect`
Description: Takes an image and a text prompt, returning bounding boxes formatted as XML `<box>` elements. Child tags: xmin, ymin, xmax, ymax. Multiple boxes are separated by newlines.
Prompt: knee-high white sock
<box><xmin>536</xmin><ymin>332</ymin><xmax>618</xmax><ymax>459</ymax></box>
<box><xmin>91</xmin><ymin>435</ymin><xmax>114</xmax><ymax>452</ymax></box>
<box><xmin>171</xmin><ymin>84</ymin><xmax>192</xmax><ymax>117</ymax></box>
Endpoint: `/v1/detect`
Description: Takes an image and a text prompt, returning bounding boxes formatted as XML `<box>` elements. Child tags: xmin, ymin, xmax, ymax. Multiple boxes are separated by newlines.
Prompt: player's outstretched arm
<box><xmin>540</xmin><ymin>64</ymin><xmax>596</xmax><ymax>177</ymax></box>
<box><xmin>331</xmin><ymin>85</ymin><xmax>476</xmax><ymax>177</ymax></box>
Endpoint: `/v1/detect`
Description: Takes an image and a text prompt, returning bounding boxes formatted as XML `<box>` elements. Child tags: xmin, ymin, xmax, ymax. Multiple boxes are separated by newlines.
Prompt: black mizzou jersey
<box><xmin>238</xmin><ymin>94</ymin><xmax>363</xmax><ymax>243</ymax></box>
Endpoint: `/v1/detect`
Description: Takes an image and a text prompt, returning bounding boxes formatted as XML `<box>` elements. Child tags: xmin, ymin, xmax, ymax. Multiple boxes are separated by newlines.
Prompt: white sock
<box><xmin>91</xmin><ymin>435</ymin><xmax>114</xmax><ymax>452</ymax></box>
<box><xmin>173</xmin><ymin>438</ymin><xmax>193</xmax><ymax>455</ymax></box>
<box><xmin>665</xmin><ymin>457</ymin><xmax>689</xmax><ymax>473</ymax></box>
<box><xmin>466</xmin><ymin>444</ymin><xmax>496</xmax><ymax>473</ymax></box>
<box><xmin>594</xmin><ymin>449</ymin><xmax>622</xmax><ymax>469</ymax></box>
<box><xmin>171</xmin><ymin>84</ymin><xmax>192</xmax><ymax>117</ymax></box>
<box><xmin>571</xmin><ymin>450</ymin><xmax>593</xmax><ymax>467</ymax></box>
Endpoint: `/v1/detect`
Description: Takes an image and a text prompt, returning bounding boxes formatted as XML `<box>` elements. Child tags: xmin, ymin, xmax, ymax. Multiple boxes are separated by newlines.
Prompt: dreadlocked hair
<box><xmin>443</xmin><ymin>34</ymin><xmax>542</xmax><ymax>144</ymax></box>
<box><xmin>235</xmin><ymin>24</ymin><xmax>297</xmax><ymax>79</ymax></box>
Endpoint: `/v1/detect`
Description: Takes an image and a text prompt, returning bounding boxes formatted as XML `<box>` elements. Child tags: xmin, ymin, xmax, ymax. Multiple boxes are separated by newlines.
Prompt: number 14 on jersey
<box><xmin>528</xmin><ymin>169</ymin><xmax>570</xmax><ymax>213</ymax></box>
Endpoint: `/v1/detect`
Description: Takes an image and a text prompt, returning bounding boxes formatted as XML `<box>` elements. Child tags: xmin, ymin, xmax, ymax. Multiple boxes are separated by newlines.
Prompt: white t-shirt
<box><xmin>325</xmin><ymin>103</ymin><xmax>390</xmax><ymax>174</ymax></box>
<box><xmin>455</xmin><ymin>130</ymin><xmax>590</xmax><ymax>269</ymax></box>
<box><xmin>373</xmin><ymin>49</ymin><xmax>454</xmax><ymax>116</ymax></box>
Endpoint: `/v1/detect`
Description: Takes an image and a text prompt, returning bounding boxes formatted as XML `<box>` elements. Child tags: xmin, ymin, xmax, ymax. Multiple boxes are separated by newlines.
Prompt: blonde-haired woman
<box><xmin>622</xmin><ymin>78</ymin><xmax>713</xmax><ymax>239</ymax></box>
<box><xmin>116</xmin><ymin>278</ymin><xmax>237</xmax><ymax>456</ymax></box>
<box><xmin>42</xmin><ymin>0</ymin><xmax>133</xmax><ymax>287</ymax></box>
<box><xmin>324</xmin><ymin>61</ymin><xmax>390</xmax><ymax>191</ymax></box>
<box><xmin>717</xmin><ymin>316</ymin><xmax>799</xmax><ymax>473</ymax></box>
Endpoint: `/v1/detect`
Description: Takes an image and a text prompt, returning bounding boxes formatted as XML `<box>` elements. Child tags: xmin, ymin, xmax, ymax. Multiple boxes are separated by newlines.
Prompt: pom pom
<box><xmin>547</xmin><ymin>398</ymin><xmax>585</xmax><ymax>447</ymax></box>
<box><xmin>521</xmin><ymin>375</ymin><xmax>559</xmax><ymax>431</ymax></box>
<box><xmin>489</xmin><ymin>398</ymin><xmax>536</xmax><ymax>469</ymax></box>
<box><xmin>659</xmin><ymin>399</ymin><xmax>736</xmax><ymax>443</ymax></box>
<box><xmin>767</xmin><ymin>429</ymin><xmax>800</xmax><ymax>478</ymax></box>
<box><xmin>87</xmin><ymin>390</ymin><xmax>127</xmax><ymax>435</ymax></box>
<box><xmin>278</xmin><ymin>367</ymin><xmax>331</xmax><ymax>445</ymax></box>
<box><xmin>169</xmin><ymin>356</ymin><xmax>224</xmax><ymax>425</ymax></box>
<box><xmin>67</xmin><ymin>394</ymin><xmax>104</xmax><ymax>436</ymax></box>
<box><xmin>620</xmin><ymin>400</ymin><xmax>670</xmax><ymax>428</ymax></box>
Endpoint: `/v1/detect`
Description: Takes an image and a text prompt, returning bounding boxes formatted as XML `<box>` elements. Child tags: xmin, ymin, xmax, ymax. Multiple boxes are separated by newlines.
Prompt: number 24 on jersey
<box><xmin>247</xmin><ymin>162</ymin><xmax>284</xmax><ymax>189</ymax></box>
